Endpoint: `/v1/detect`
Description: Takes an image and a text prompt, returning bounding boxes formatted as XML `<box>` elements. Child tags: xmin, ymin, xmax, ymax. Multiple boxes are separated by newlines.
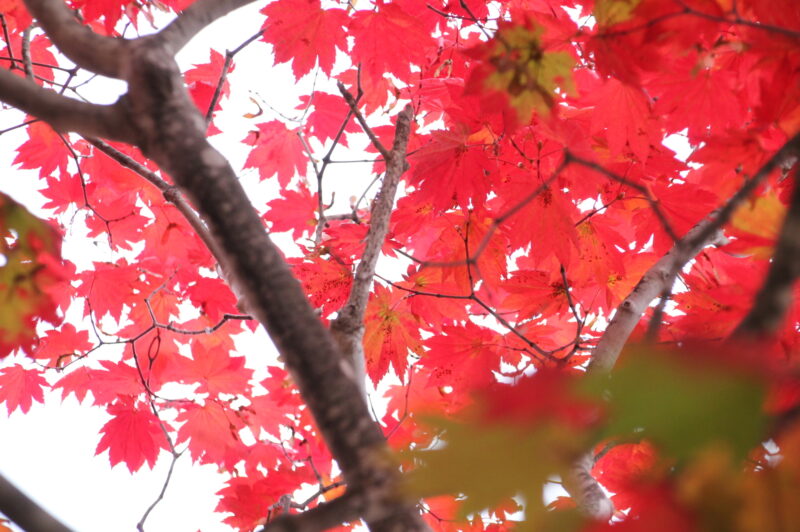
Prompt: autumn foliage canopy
<box><xmin>1</xmin><ymin>0</ymin><xmax>800</xmax><ymax>530</ymax></box>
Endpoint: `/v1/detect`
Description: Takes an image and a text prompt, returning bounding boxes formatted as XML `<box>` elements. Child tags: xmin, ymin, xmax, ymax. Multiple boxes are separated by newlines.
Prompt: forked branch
<box><xmin>330</xmin><ymin>103</ymin><xmax>414</xmax><ymax>397</ymax></box>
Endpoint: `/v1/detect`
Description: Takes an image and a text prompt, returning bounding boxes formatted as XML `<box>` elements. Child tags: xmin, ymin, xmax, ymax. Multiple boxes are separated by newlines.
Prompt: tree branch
<box><xmin>260</xmin><ymin>491</ymin><xmax>362</xmax><ymax>532</ymax></box>
<box><xmin>590</xmin><ymin>130</ymin><xmax>800</xmax><ymax>374</ymax></box>
<box><xmin>587</xmin><ymin>216</ymin><xmax>723</xmax><ymax>374</ymax></box>
<box><xmin>154</xmin><ymin>0</ymin><xmax>260</xmax><ymax>54</ymax></box>
<box><xmin>563</xmin><ymin>132</ymin><xmax>800</xmax><ymax>520</ymax></box>
<box><xmin>330</xmin><ymin>104</ymin><xmax>414</xmax><ymax>399</ymax></box>
<box><xmin>0</xmin><ymin>472</ymin><xmax>73</xmax><ymax>532</ymax></box>
<box><xmin>734</xmin><ymin>168</ymin><xmax>800</xmax><ymax>336</ymax></box>
<box><xmin>114</xmin><ymin>36</ymin><xmax>429</xmax><ymax>531</ymax></box>
<box><xmin>22</xmin><ymin>0</ymin><xmax>123</xmax><ymax>78</ymax></box>
<box><xmin>0</xmin><ymin>69</ymin><xmax>133</xmax><ymax>142</ymax></box>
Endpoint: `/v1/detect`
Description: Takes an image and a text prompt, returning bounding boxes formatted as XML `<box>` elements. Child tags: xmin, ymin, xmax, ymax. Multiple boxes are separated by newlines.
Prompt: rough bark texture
<box><xmin>331</xmin><ymin>103</ymin><xmax>414</xmax><ymax>400</ymax></box>
<box><xmin>0</xmin><ymin>1</ymin><xmax>431</xmax><ymax>531</ymax></box>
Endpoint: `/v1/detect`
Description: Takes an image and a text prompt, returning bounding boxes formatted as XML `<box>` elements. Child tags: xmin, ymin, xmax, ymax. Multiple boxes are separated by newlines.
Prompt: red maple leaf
<box><xmin>169</xmin><ymin>341</ymin><xmax>253</xmax><ymax>396</ymax></box>
<box><xmin>299</xmin><ymin>91</ymin><xmax>360</xmax><ymax>146</ymax></box>
<box><xmin>54</xmin><ymin>360</ymin><xmax>144</xmax><ymax>405</ymax></box>
<box><xmin>260</xmin><ymin>0</ymin><xmax>349</xmax><ymax>79</ymax></box>
<box><xmin>71</xmin><ymin>0</ymin><xmax>131</xmax><ymax>35</ymax></box>
<box><xmin>216</xmin><ymin>468</ymin><xmax>309</xmax><ymax>530</ymax></box>
<box><xmin>363</xmin><ymin>284</ymin><xmax>423</xmax><ymax>383</ymax></box>
<box><xmin>76</xmin><ymin>260</ymin><xmax>145</xmax><ymax>322</ymax></box>
<box><xmin>243</xmin><ymin>121</ymin><xmax>308</xmax><ymax>186</ymax></box>
<box><xmin>263</xmin><ymin>183</ymin><xmax>317</xmax><ymax>240</ymax></box>
<box><xmin>39</xmin><ymin>171</ymin><xmax>85</xmax><ymax>214</ymax></box>
<box><xmin>409</xmin><ymin>128</ymin><xmax>497</xmax><ymax>212</ymax></box>
<box><xmin>592</xmin><ymin>440</ymin><xmax>659</xmax><ymax>514</ymax></box>
<box><xmin>0</xmin><ymin>365</ymin><xmax>48</xmax><ymax>414</ymax></box>
<box><xmin>31</xmin><ymin>323</ymin><xmax>93</xmax><ymax>367</ymax></box>
<box><xmin>176</xmin><ymin>400</ymin><xmax>246</xmax><ymax>465</ymax></box>
<box><xmin>95</xmin><ymin>398</ymin><xmax>170</xmax><ymax>472</ymax></box>
<box><xmin>184</xmin><ymin>277</ymin><xmax>239</xmax><ymax>322</ymax></box>
<box><xmin>290</xmin><ymin>255</ymin><xmax>353</xmax><ymax>318</ymax></box>
<box><xmin>349</xmin><ymin>1</ymin><xmax>435</xmax><ymax>83</ymax></box>
<box><xmin>589</xmin><ymin>77</ymin><xmax>657</xmax><ymax>162</ymax></box>
<box><xmin>12</xmin><ymin>121</ymin><xmax>69</xmax><ymax>178</ymax></box>
<box><xmin>422</xmin><ymin>322</ymin><xmax>502</xmax><ymax>391</ymax></box>
<box><xmin>184</xmin><ymin>49</ymin><xmax>231</xmax><ymax>118</ymax></box>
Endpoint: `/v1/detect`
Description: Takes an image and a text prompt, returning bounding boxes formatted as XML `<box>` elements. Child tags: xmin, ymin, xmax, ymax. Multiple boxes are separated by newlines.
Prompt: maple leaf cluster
<box><xmin>0</xmin><ymin>0</ymin><xmax>800</xmax><ymax>531</ymax></box>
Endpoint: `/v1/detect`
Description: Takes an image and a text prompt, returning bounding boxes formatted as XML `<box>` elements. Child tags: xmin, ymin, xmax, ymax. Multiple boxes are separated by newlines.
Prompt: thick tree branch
<box><xmin>564</xmin><ymin>132</ymin><xmax>800</xmax><ymax>520</ymax></box>
<box><xmin>587</xmin><ymin>216</ymin><xmax>723</xmax><ymax>374</ymax></box>
<box><xmin>154</xmin><ymin>0</ymin><xmax>260</xmax><ymax>54</ymax></box>
<box><xmin>0</xmin><ymin>69</ymin><xmax>132</xmax><ymax>142</ymax></box>
<box><xmin>734</xmin><ymin>168</ymin><xmax>800</xmax><ymax>336</ymax></box>
<box><xmin>0</xmin><ymin>472</ymin><xmax>73</xmax><ymax>532</ymax></box>
<box><xmin>561</xmin><ymin>218</ymin><xmax>722</xmax><ymax>522</ymax></box>
<box><xmin>331</xmin><ymin>104</ymin><xmax>414</xmax><ymax>398</ymax></box>
<box><xmin>260</xmin><ymin>492</ymin><xmax>362</xmax><ymax>532</ymax></box>
<box><xmin>561</xmin><ymin>453</ymin><xmax>614</xmax><ymax>522</ymax></box>
<box><xmin>114</xmin><ymin>37</ymin><xmax>428</xmax><ymax>531</ymax></box>
<box><xmin>22</xmin><ymin>0</ymin><xmax>122</xmax><ymax>78</ymax></box>
<box><xmin>590</xmin><ymin>130</ymin><xmax>800</xmax><ymax>374</ymax></box>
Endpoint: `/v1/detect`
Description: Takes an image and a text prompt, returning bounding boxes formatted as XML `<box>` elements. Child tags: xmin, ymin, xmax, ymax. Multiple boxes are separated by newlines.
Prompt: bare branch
<box><xmin>337</xmin><ymin>81</ymin><xmax>391</xmax><ymax>161</ymax></box>
<box><xmin>561</xmin><ymin>453</ymin><xmax>614</xmax><ymax>522</ymax></box>
<box><xmin>0</xmin><ymin>472</ymin><xmax>73</xmax><ymax>532</ymax></box>
<box><xmin>0</xmin><ymin>69</ymin><xmax>132</xmax><ymax>141</ymax></box>
<box><xmin>21</xmin><ymin>25</ymin><xmax>33</xmax><ymax>80</ymax></box>
<box><xmin>330</xmin><ymin>105</ymin><xmax>414</xmax><ymax>398</ymax></box>
<box><xmin>22</xmin><ymin>0</ymin><xmax>123</xmax><ymax>78</ymax></box>
<box><xmin>204</xmin><ymin>29</ymin><xmax>264</xmax><ymax>123</ymax></box>
<box><xmin>137</xmin><ymin>454</ymin><xmax>180</xmax><ymax>532</ymax></box>
<box><xmin>154</xmin><ymin>0</ymin><xmax>261</xmax><ymax>54</ymax></box>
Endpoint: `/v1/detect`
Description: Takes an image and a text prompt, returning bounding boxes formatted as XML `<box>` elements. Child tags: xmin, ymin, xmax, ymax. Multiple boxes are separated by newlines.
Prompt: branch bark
<box><xmin>0</xmin><ymin>69</ymin><xmax>132</xmax><ymax>141</ymax></box>
<box><xmin>260</xmin><ymin>492</ymin><xmax>363</xmax><ymax>532</ymax></box>
<box><xmin>330</xmin><ymin>103</ymin><xmax>414</xmax><ymax>399</ymax></box>
<box><xmin>23</xmin><ymin>0</ymin><xmax>123</xmax><ymax>78</ymax></box>
<box><xmin>0</xmin><ymin>472</ymin><xmax>73</xmax><ymax>532</ymax></box>
<box><xmin>734</xmin><ymin>168</ymin><xmax>800</xmax><ymax>336</ymax></box>
<box><xmin>154</xmin><ymin>0</ymin><xmax>260</xmax><ymax>54</ymax></box>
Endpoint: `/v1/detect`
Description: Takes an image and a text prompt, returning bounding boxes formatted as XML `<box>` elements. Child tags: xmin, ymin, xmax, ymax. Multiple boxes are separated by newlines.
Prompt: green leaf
<box><xmin>0</xmin><ymin>192</ymin><xmax>63</xmax><ymax>357</ymax></box>
<box><xmin>583</xmin><ymin>347</ymin><xmax>768</xmax><ymax>462</ymax></box>
<box><xmin>406</xmin><ymin>418</ymin><xmax>588</xmax><ymax>522</ymax></box>
<box><xmin>594</xmin><ymin>0</ymin><xmax>643</xmax><ymax>26</ymax></box>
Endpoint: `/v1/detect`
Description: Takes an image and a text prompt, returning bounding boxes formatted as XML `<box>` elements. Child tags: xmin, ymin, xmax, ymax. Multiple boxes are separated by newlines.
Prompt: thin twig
<box><xmin>136</xmin><ymin>453</ymin><xmax>181</xmax><ymax>532</ymax></box>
